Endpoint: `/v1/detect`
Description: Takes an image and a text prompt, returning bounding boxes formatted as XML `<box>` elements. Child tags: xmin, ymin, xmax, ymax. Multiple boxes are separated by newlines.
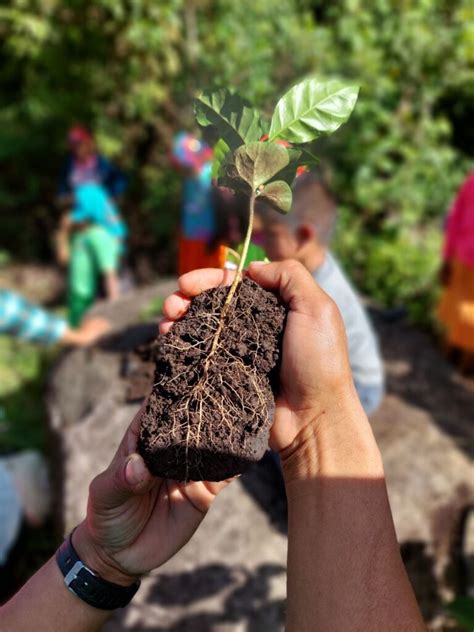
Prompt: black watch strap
<box><xmin>56</xmin><ymin>532</ymin><xmax>140</xmax><ymax>610</ymax></box>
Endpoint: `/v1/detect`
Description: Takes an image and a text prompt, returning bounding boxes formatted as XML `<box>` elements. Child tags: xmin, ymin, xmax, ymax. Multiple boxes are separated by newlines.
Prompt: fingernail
<box><xmin>125</xmin><ymin>454</ymin><xmax>148</xmax><ymax>486</ymax></box>
<box><xmin>250</xmin><ymin>260</ymin><xmax>269</xmax><ymax>268</ymax></box>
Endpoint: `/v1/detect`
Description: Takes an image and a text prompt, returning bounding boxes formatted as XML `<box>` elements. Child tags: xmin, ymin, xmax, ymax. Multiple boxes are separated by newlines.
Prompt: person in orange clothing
<box><xmin>171</xmin><ymin>132</ymin><xmax>226</xmax><ymax>275</ymax></box>
<box><xmin>438</xmin><ymin>171</ymin><xmax>474</xmax><ymax>370</ymax></box>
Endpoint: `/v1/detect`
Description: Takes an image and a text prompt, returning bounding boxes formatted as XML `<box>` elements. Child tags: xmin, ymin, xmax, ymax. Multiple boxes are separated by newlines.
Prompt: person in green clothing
<box><xmin>56</xmin><ymin>184</ymin><xmax>121</xmax><ymax>326</ymax></box>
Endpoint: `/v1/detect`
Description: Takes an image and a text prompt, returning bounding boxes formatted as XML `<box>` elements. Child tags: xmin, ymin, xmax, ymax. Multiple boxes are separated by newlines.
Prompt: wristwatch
<box><xmin>56</xmin><ymin>532</ymin><xmax>140</xmax><ymax>610</ymax></box>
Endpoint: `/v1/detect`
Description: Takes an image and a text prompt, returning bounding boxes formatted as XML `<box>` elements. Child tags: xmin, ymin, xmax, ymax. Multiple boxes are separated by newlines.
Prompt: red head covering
<box><xmin>68</xmin><ymin>126</ymin><xmax>93</xmax><ymax>145</ymax></box>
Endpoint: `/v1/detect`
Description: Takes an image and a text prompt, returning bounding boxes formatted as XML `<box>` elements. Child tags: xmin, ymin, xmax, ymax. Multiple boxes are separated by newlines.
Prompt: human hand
<box><xmin>73</xmin><ymin>405</ymin><xmax>229</xmax><ymax>586</ymax></box>
<box><xmin>161</xmin><ymin>261</ymin><xmax>364</xmax><ymax>477</ymax></box>
<box><xmin>62</xmin><ymin>317</ymin><xmax>111</xmax><ymax>347</ymax></box>
<box><xmin>59</xmin><ymin>212</ymin><xmax>72</xmax><ymax>231</ymax></box>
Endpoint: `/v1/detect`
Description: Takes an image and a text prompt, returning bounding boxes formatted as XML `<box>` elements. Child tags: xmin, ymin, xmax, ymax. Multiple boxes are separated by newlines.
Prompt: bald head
<box><xmin>259</xmin><ymin>172</ymin><xmax>337</xmax><ymax>246</ymax></box>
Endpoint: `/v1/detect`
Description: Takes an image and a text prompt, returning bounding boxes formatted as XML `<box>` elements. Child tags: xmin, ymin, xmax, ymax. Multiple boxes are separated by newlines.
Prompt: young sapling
<box><xmin>138</xmin><ymin>77</ymin><xmax>359</xmax><ymax>481</ymax></box>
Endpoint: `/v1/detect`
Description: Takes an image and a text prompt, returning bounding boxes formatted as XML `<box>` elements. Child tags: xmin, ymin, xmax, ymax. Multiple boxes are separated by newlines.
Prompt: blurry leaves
<box><xmin>139</xmin><ymin>295</ymin><xmax>165</xmax><ymax>321</ymax></box>
<box><xmin>0</xmin><ymin>0</ymin><xmax>474</xmax><ymax>321</ymax></box>
<box><xmin>273</xmin><ymin>147</ymin><xmax>303</xmax><ymax>186</ymax></box>
<box><xmin>269</xmin><ymin>78</ymin><xmax>359</xmax><ymax>143</ymax></box>
<box><xmin>0</xmin><ymin>8</ymin><xmax>54</xmax><ymax>56</ymax></box>
<box><xmin>446</xmin><ymin>597</ymin><xmax>474</xmax><ymax>630</ymax></box>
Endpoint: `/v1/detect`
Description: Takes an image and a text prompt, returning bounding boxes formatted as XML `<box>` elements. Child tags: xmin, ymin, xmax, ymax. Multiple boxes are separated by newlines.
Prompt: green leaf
<box><xmin>298</xmin><ymin>146</ymin><xmax>320</xmax><ymax>166</ymax></box>
<box><xmin>271</xmin><ymin>147</ymin><xmax>302</xmax><ymax>186</ymax></box>
<box><xmin>212</xmin><ymin>138</ymin><xmax>230</xmax><ymax>179</ymax></box>
<box><xmin>231</xmin><ymin>142</ymin><xmax>289</xmax><ymax>190</ymax></box>
<box><xmin>194</xmin><ymin>88</ymin><xmax>264</xmax><ymax>151</ymax></box>
<box><xmin>258</xmin><ymin>180</ymin><xmax>292</xmax><ymax>213</ymax></box>
<box><xmin>446</xmin><ymin>597</ymin><xmax>474</xmax><ymax>629</ymax></box>
<box><xmin>269</xmin><ymin>78</ymin><xmax>359</xmax><ymax>143</ymax></box>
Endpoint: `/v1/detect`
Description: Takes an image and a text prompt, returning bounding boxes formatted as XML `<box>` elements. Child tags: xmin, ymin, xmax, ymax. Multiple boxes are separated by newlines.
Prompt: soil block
<box><xmin>138</xmin><ymin>278</ymin><xmax>287</xmax><ymax>481</ymax></box>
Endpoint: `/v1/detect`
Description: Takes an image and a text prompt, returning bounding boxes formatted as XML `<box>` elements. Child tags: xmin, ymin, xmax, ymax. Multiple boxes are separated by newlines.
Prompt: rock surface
<box><xmin>47</xmin><ymin>284</ymin><xmax>474</xmax><ymax>631</ymax></box>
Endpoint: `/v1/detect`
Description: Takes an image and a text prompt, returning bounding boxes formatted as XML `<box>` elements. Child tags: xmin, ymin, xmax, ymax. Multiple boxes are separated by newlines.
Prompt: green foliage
<box><xmin>269</xmin><ymin>78</ymin><xmax>359</xmax><ymax>142</ymax></box>
<box><xmin>139</xmin><ymin>296</ymin><xmax>165</xmax><ymax>322</ymax></box>
<box><xmin>232</xmin><ymin>142</ymin><xmax>290</xmax><ymax>191</ymax></box>
<box><xmin>0</xmin><ymin>0</ymin><xmax>473</xmax><ymax>320</ymax></box>
<box><xmin>259</xmin><ymin>181</ymin><xmax>293</xmax><ymax>213</ymax></box>
<box><xmin>446</xmin><ymin>597</ymin><xmax>474</xmax><ymax>630</ymax></box>
<box><xmin>304</xmin><ymin>0</ymin><xmax>474</xmax><ymax>324</ymax></box>
<box><xmin>0</xmin><ymin>0</ymin><xmax>318</xmax><ymax>267</ymax></box>
<box><xmin>0</xmin><ymin>336</ymin><xmax>56</xmax><ymax>453</ymax></box>
<box><xmin>198</xmin><ymin>78</ymin><xmax>358</xmax><ymax>226</ymax></box>
<box><xmin>0</xmin><ymin>250</ymin><xmax>11</xmax><ymax>268</ymax></box>
<box><xmin>334</xmin><ymin>208</ymin><xmax>442</xmax><ymax>323</ymax></box>
<box><xmin>194</xmin><ymin>89</ymin><xmax>264</xmax><ymax>151</ymax></box>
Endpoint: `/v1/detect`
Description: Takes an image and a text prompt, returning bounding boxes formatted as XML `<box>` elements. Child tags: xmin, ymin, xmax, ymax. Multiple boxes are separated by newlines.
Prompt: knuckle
<box><xmin>320</xmin><ymin>294</ymin><xmax>342</xmax><ymax>324</ymax></box>
<box><xmin>282</xmin><ymin>259</ymin><xmax>304</xmax><ymax>275</ymax></box>
<box><xmin>162</xmin><ymin>294</ymin><xmax>174</xmax><ymax>315</ymax></box>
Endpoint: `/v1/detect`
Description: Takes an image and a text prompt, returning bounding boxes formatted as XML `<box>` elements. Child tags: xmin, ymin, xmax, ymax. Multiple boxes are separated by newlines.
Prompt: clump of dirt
<box><xmin>138</xmin><ymin>278</ymin><xmax>287</xmax><ymax>481</ymax></box>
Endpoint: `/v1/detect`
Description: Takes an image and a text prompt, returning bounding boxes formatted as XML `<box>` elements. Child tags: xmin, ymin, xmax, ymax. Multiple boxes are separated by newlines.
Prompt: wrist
<box><xmin>72</xmin><ymin>521</ymin><xmax>138</xmax><ymax>587</ymax></box>
<box><xmin>280</xmin><ymin>391</ymin><xmax>384</xmax><ymax>486</ymax></box>
<box><xmin>61</xmin><ymin>328</ymin><xmax>82</xmax><ymax>346</ymax></box>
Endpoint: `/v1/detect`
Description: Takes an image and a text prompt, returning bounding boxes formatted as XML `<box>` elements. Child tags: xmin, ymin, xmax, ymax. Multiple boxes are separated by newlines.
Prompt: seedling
<box><xmin>194</xmin><ymin>77</ymin><xmax>359</xmax><ymax>354</ymax></box>
<box><xmin>196</xmin><ymin>78</ymin><xmax>358</xmax><ymax>282</ymax></box>
<box><xmin>138</xmin><ymin>77</ymin><xmax>359</xmax><ymax>481</ymax></box>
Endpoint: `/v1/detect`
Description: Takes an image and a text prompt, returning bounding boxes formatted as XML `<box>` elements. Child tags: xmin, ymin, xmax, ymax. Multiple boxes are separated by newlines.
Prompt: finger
<box><xmin>90</xmin><ymin>452</ymin><xmax>156</xmax><ymax>512</ymax></box>
<box><xmin>126</xmin><ymin>401</ymin><xmax>148</xmax><ymax>452</ymax></box>
<box><xmin>159</xmin><ymin>318</ymin><xmax>175</xmax><ymax>335</ymax></box>
<box><xmin>177</xmin><ymin>478</ymin><xmax>233</xmax><ymax>514</ymax></box>
<box><xmin>248</xmin><ymin>260</ymin><xmax>325</xmax><ymax>315</ymax></box>
<box><xmin>162</xmin><ymin>291</ymin><xmax>191</xmax><ymax>321</ymax></box>
<box><xmin>113</xmin><ymin>401</ymin><xmax>146</xmax><ymax>459</ymax></box>
<box><xmin>179</xmin><ymin>267</ymin><xmax>235</xmax><ymax>298</ymax></box>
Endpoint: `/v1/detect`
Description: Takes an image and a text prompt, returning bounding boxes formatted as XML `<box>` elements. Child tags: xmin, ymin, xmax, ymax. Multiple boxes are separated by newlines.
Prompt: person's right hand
<box><xmin>62</xmin><ymin>317</ymin><xmax>111</xmax><ymax>347</ymax></box>
<box><xmin>161</xmin><ymin>261</ymin><xmax>364</xmax><ymax>477</ymax></box>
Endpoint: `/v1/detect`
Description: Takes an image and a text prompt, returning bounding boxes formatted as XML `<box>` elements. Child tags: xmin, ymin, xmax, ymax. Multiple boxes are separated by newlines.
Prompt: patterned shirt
<box><xmin>0</xmin><ymin>290</ymin><xmax>67</xmax><ymax>345</ymax></box>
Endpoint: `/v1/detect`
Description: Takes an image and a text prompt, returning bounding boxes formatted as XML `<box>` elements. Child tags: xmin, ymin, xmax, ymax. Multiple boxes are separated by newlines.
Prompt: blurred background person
<box><xmin>260</xmin><ymin>171</ymin><xmax>385</xmax><ymax>416</ymax></box>
<box><xmin>57</xmin><ymin>126</ymin><xmax>128</xmax><ymax>208</ymax></box>
<box><xmin>0</xmin><ymin>288</ymin><xmax>109</xmax><ymax>347</ymax></box>
<box><xmin>54</xmin><ymin>184</ymin><xmax>122</xmax><ymax>327</ymax></box>
<box><xmin>438</xmin><ymin>170</ymin><xmax>474</xmax><ymax>372</ymax></box>
<box><xmin>171</xmin><ymin>132</ymin><xmax>227</xmax><ymax>275</ymax></box>
<box><xmin>0</xmin><ymin>287</ymin><xmax>109</xmax><ymax>580</ymax></box>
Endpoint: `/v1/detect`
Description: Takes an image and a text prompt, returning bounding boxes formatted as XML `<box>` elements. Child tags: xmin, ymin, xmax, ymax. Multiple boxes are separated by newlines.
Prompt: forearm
<box><xmin>283</xmin><ymin>398</ymin><xmax>424</xmax><ymax>632</ymax></box>
<box><xmin>0</xmin><ymin>556</ymin><xmax>110</xmax><ymax>632</ymax></box>
<box><xmin>54</xmin><ymin>229</ymin><xmax>70</xmax><ymax>265</ymax></box>
<box><xmin>104</xmin><ymin>272</ymin><xmax>120</xmax><ymax>301</ymax></box>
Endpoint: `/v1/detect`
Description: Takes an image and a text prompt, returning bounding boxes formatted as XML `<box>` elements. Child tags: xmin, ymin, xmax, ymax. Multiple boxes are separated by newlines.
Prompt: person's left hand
<box><xmin>73</xmin><ymin>404</ymin><xmax>229</xmax><ymax>586</ymax></box>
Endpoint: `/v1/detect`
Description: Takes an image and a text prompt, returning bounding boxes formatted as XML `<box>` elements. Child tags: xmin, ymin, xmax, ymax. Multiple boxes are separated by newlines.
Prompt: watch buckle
<box><xmin>64</xmin><ymin>560</ymin><xmax>86</xmax><ymax>588</ymax></box>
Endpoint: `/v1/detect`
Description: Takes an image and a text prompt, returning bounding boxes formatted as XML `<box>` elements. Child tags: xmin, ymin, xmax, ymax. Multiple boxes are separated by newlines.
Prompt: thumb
<box><xmin>248</xmin><ymin>259</ymin><xmax>322</xmax><ymax>315</ymax></box>
<box><xmin>124</xmin><ymin>453</ymin><xmax>153</xmax><ymax>488</ymax></box>
<box><xmin>90</xmin><ymin>452</ymin><xmax>155</xmax><ymax>511</ymax></box>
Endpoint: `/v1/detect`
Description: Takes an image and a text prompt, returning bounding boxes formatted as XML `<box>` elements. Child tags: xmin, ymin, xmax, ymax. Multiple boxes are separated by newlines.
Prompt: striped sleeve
<box><xmin>0</xmin><ymin>290</ymin><xmax>67</xmax><ymax>345</ymax></box>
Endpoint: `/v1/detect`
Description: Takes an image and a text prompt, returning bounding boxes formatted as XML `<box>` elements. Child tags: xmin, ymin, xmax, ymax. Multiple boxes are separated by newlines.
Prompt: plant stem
<box><xmin>207</xmin><ymin>190</ymin><xmax>255</xmax><ymax>357</ymax></box>
<box><xmin>223</xmin><ymin>190</ymin><xmax>256</xmax><ymax>307</ymax></box>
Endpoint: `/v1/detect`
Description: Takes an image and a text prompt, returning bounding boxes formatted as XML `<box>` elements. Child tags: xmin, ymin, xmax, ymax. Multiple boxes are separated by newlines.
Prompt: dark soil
<box><xmin>138</xmin><ymin>278</ymin><xmax>287</xmax><ymax>481</ymax></box>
